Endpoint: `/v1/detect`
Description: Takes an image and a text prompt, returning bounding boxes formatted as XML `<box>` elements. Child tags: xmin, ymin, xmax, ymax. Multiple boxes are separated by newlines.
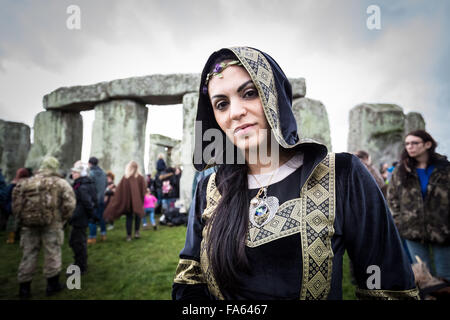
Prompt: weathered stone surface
<box><xmin>25</xmin><ymin>111</ymin><xmax>82</xmax><ymax>175</ymax></box>
<box><xmin>348</xmin><ymin>103</ymin><xmax>405</xmax><ymax>168</ymax></box>
<box><xmin>148</xmin><ymin>134</ymin><xmax>181</xmax><ymax>175</ymax></box>
<box><xmin>180</xmin><ymin>93</ymin><xmax>199</xmax><ymax>210</ymax></box>
<box><xmin>43</xmin><ymin>82</ymin><xmax>109</xmax><ymax>112</ymax></box>
<box><xmin>43</xmin><ymin>74</ymin><xmax>305</xmax><ymax>112</ymax></box>
<box><xmin>43</xmin><ymin>74</ymin><xmax>201</xmax><ymax>111</ymax></box>
<box><xmin>289</xmin><ymin>78</ymin><xmax>306</xmax><ymax>98</ymax></box>
<box><xmin>404</xmin><ymin>112</ymin><xmax>426</xmax><ymax>136</ymax></box>
<box><xmin>0</xmin><ymin>120</ymin><xmax>31</xmax><ymax>182</ymax></box>
<box><xmin>108</xmin><ymin>74</ymin><xmax>201</xmax><ymax>105</ymax></box>
<box><xmin>90</xmin><ymin>100</ymin><xmax>147</xmax><ymax>184</ymax></box>
<box><xmin>292</xmin><ymin>97</ymin><xmax>332</xmax><ymax>151</ymax></box>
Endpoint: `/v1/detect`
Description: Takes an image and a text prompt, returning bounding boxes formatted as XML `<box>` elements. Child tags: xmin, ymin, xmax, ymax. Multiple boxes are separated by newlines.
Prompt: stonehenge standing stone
<box><xmin>90</xmin><ymin>100</ymin><xmax>147</xmax><ymax>184</ymax></box>
<box><xmin>25</xmin><ymin>111</ymin><xmax>82</xmax><ymax>175</ymax></box>
<box><xmin>180</xmin><ymin>93</ymin><xmax>199</xmax><ymax>210</ymax></box>
<box><xmin>292</xmin><ymin>98</ymin><xmax>332</xmax><ymax>151</ymax></box>
<box><xmin>404</xmin><ymin>112</ymin><xmax>426</xmax><ymax>136</ymax></box>
<box><xmin>0</xmin><ymin>120</ymin><xmax>31</xmax><ymax>182</ymax></box>
<box><xmin>289</xmin><ymin>78</ymin><xmax>306</xmax><ymax>99</ymax></box>
<box><xmin>348</xmin><ymin>104</ymin><xmax>405</xmax><ymax>168</ymax></box>
<box><xmin>148</xmin><ymin>134</ymin><xmax>181</xmax><ymax>175</ymax></box>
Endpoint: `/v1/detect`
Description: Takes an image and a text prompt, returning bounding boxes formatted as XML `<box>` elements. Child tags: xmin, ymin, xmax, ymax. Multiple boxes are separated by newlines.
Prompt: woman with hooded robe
<box><xmin>172</xmin><ymin>47</ymin><xmax>419</xmax><ymax>300</ymax></box>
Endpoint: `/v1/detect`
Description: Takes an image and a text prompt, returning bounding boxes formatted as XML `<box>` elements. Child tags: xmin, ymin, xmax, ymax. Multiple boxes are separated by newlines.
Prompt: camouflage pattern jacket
<box><xmin>387</xmin><ymin>157</ymin><xmax>450</xmax><ymax>245</ymax></box>
<box><xmin>12</xmin><ymin>169</ymin><xmax>76</xmax><ymax>228</ymax></box>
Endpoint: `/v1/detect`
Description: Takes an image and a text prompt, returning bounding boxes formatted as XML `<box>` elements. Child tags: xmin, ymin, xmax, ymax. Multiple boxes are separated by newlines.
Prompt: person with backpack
<box><xmin>69</xmin><ymin>161</ymin><xmax>97</xmax><ymax>275</ymax></box>
<box><xmin>12</xmin><ymin>156</ymin><xmax>76</xmax><ymax>299</ymax></box>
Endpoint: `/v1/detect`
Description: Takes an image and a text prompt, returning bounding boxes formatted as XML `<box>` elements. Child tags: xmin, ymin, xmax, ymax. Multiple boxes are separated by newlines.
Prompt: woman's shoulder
<box><xmin>433</xmin><ymin>155</ymin><xmax>450</xmax><ymax>170</ymax></box>
<box><xmin>333</xmin><ymin>152</ymin><xmax>355</xmax><ymax>175</ymax></box>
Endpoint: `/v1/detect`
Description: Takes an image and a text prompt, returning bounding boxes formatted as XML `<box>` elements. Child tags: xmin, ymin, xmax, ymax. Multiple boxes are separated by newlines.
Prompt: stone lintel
<box><xmin>44</xmin><ymin>74</ymin><xmax>201</xmax><ymax>111</ymax></box>
<box><xmin>43</xmin><ymin>74</ymin><xmax>306</xmax><ymax>111</ymax></box>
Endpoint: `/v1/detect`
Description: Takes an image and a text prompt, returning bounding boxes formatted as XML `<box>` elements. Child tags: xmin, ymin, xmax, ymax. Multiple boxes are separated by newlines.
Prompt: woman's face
<box><xmin>71</xmin><ymin>171</ymin><xmax>80</xmax><ymax>180</ymax></box>
<box><xmin>405</xmin><ymin>135</ymin><xmax>431</xmax><ymax>159</ymax></box>
<box><xmin>208</xmin><ymin>65</ymin><xmax>269</xmax><ymax>153</ymax></box>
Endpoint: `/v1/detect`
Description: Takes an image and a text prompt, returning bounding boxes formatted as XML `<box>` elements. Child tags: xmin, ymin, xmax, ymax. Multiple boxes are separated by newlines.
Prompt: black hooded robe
<box><xmin>172</xmin><ymin>47</ymin><xmax>419</xmax><ymax>300</ymax></box>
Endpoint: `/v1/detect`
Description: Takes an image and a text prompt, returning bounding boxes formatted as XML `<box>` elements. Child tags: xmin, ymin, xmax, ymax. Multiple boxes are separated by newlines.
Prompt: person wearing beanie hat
<box><xmin>71</xmin><ymin>161</ymin><xmax>89</xmax><ymax>177</ymax></box>
<box><xmin>69</xmin><ymin>160</ymin><xmax>97</xmax><ymax>274</ymax></box>
<box><xmin>12</xmin><ymin>155</ymin><xmax>75</xmax><ymax>299</ymax></box>
<box><xmin>39</xmin><ymin>156</ymin><xmax>60</xmax><ymax>173</ymax></box>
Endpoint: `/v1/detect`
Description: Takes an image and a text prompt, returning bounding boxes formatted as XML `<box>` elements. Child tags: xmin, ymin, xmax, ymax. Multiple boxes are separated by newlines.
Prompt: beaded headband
<box><xmin>202</xmin><ymin>60</ymin><xmax>243</xmax><ymax>95</ymax></box>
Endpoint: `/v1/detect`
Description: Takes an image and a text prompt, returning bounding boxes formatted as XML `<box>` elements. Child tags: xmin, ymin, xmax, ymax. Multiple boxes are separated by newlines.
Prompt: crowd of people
<box><xmin>0</xmin><ymin>154</ymin><xmax>183</xmax><ymax>299</ymax></box>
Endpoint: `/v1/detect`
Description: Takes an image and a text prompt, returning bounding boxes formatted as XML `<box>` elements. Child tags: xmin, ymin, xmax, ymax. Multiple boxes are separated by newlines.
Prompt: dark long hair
<box><xmin>206</xmin><ymin>164</ymin><xmax>250</xmax><ymax>292</ymax></box>
<box><xmin>203</xmin><ymin>50</ymin><xmax>252</xmax><ymax>292</ymax></box>
<box><xmin>399</xmin><ymin>130</ymin><xmax>439</xmax><ymax>183</ymax></box>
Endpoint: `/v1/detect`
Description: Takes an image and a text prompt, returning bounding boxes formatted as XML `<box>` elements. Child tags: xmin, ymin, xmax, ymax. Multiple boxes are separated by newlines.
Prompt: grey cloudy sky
<box><xmin>0</xmin><ymin>0</ymin><xmax>449</xmax><ymax>167</ymax></box>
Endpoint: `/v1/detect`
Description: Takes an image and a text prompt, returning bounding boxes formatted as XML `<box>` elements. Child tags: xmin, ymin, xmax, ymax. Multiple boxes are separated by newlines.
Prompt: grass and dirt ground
<box><xmin>0</xmin><ymin>214</ymin><xmax>356</xmax><ymax>300</ymax></box>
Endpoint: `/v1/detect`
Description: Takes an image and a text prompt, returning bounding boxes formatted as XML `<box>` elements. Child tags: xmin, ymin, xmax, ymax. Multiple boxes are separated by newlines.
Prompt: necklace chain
<box><xmin>251</xmin><ymin>167</ymin><xmax>280</xmax><ymax>199</ymax></box>
<box><xmin>249</xmin><ymin>167</ymin><xmax>281</xmax><ymax>228</ymax></box>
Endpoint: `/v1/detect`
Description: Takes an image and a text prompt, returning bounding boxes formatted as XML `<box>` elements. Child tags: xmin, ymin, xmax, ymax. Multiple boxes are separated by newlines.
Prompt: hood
<box><xmin>193</xmin><ymin>46</ymin><xmax>327</xmax><ymax>171</ymax></box>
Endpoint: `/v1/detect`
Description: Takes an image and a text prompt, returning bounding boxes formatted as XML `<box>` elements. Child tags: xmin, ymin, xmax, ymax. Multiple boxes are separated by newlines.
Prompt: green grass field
<box><xmin>0</xmin><ymin>216</ymin><xmax>356</xmax><ymax>300</ymax></box>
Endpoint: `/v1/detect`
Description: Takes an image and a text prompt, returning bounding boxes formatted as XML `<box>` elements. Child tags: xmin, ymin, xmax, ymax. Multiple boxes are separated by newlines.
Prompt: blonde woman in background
<box><xmin>103</xmin><ymin>161</ymin><xmax>146</xmax><ymax>241</ymax></box>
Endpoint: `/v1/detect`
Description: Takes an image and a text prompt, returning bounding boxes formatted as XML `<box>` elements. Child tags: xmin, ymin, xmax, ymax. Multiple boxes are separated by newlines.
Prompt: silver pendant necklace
<box><xmin>249</xmin><ymin>169</ymin><xmax>280</xmax><ymax>228</ymax></box>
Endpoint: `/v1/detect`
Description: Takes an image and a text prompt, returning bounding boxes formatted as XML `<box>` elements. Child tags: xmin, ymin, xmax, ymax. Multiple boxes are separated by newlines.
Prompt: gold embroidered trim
<box><xmin>202</xmin><ymin>172</ymin><xmax>220</xmax><ymax>221</ymax></box>
<box><xmin>173</xmin><ymin>259</ymin><xmax>206</xmax><ymax>285</ymax></box>
<box><xmin>200</xmin><ymin>173</ymin><xmax>224</xmax><ymax>299</ymax></box>
<box><xmin>229</xmin><ymin>47</ymin><xmax>287</xmax><ymax>148</ymax></box>
<box><xmin>299</xmin><ymin>153</ymin><xmax>336</xmax><ymax>300</ymax></box>
<box><xmin>246</xmin><ymin>199</ymin><xmax>302</xmax><ymax>247</ymax></box>
<box><xmin>199</xmin><ymin>154</ymin><xmax>336</xmax><ymax>300</ymax></box>
<box><xmin>355</xmin><ymin>287</ymin><xmax>420</xmax><ymax>300</ymax></box>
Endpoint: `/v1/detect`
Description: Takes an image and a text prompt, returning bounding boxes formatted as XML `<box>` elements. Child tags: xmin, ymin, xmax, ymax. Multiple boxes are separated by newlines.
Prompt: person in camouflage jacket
<box><xmin>387</xmin><ymin>130</ymin><xmax>450</xmax><ymax>281</ymax></box>
<box><xmin>12</xmin><ymin>156</ymin><xmax>76</xmax><ymax>298</ymax></box>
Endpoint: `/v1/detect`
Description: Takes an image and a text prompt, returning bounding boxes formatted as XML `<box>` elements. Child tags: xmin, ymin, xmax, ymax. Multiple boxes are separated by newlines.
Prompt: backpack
<box><xmin>162</xmin><ymin>180</ymin><xmax>172</xmax><ymax>195</ymax></box>
<box><xmin>16</xmin><ymin>176</ymin><xmax>58</xmax><ymax>227</ymax></box>
<box><xmin>160</xmin><ymin>208</ymin><xmax>187</xmax><ymax>226</ymax></box>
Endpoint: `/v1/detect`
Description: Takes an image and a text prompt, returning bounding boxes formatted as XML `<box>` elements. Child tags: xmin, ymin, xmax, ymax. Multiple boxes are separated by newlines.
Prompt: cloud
<box><xmin>0</xmin><ymin>0</ymin><xmax>448</xmax><ymax>159</ymax></box>
<box><xmin>0</xmin><ymin>0</ymin><xmax>120</xmax><ymax>71</ymax></box>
